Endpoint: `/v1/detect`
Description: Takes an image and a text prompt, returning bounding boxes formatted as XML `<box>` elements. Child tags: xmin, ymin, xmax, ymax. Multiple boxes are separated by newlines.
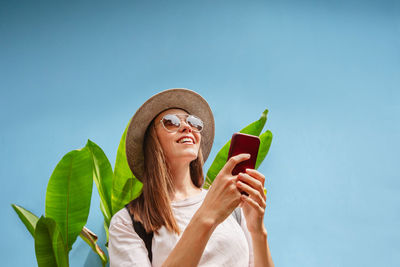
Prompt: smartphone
<box><xmin>227</xmin><ymin>133</ymin><xmax>260</xmax><ymax>176</ymax></box>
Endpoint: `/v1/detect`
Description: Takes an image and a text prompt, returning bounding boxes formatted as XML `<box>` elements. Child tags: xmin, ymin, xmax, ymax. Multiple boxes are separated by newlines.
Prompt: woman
<box><xmin>109</xmin><ymin>88</ymin><xmax>274</xmax><ymax>267</ymax></box>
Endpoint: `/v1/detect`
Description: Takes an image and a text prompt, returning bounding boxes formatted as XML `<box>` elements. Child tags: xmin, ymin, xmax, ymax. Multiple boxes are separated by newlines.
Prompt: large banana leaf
<box><xmin>35</xmin><ymin>216</ymin><xmax>68</xmax><ymax>267</ymax></box>
<box><xmin>86</xmin><ymin>140</ymin><xmax>113</xmax><ymax>227</ymax></box>
<box><xmin>112</xmin><ymin>122</ymin><xmax>143</xmax><ymax>215</ymax></box>
<box><xmin>45</xmin><ymin>145</ymin><xmax>93</xmax><ymax>252</ymax></box>
<box><xmin>11</xmin><ymin>204</ymin><xmax>39</xmax><ymax>237</ymax></box>
<box><xmin>205</xmin><ymin>109</ymin><xmax>269</xmax><ymax>188</ymax></box>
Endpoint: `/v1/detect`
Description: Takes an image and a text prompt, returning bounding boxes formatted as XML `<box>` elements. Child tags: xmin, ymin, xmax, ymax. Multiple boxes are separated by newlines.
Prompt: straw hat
<box><xmin>125</xmin><ymin>88</ymin><xmax>215</xmax><ymax>181</ymax></box>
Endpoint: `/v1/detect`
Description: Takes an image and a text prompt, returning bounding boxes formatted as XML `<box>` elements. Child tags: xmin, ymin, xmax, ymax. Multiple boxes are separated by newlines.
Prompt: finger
<box><xmin>245</xmin><ymin>169</ymin><xmax>266</xmax><ymax>186</ymax></box>
<box><xmin>237</xmin><ymin>173</ymin><xmax>266</xmax><ymax>201</ymax></box>
<box><xmin>241</xmin><ymin>194</ymin><xmax>265</xmax><ymax>215</ymax></box>
<box><xmin>223</xmin><ymin>153</ymin><xmax>251</xmax><ymax>174</ymax></box>
<box><xmin>237</xmin><ymin>181</ymin><xmax>266</xmax><ymax>209</ymax></box>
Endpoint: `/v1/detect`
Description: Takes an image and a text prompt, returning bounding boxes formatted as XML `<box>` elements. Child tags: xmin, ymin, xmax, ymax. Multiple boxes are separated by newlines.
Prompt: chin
<box><xmin>183</xmin><ymin>154</ymin><xmax>199</xmax><ymax>162</ymax></box>
<box><xmin>175</xmin><ymin>152</ymin><xmax>199</xmax><ymax>163</ymax></box>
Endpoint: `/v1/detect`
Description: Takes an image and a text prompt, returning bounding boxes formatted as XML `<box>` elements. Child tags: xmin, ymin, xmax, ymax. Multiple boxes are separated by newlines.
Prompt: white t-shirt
<box><xmin>108</xmin><ymin>189</ymin><xmax>254</xmax><ymax>267</ymax></box>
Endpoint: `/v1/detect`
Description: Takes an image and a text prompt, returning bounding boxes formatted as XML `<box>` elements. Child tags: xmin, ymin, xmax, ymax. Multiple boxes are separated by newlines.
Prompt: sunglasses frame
<box><xmin>159</xmin><ymin>114</ymin><xmax>204</xmax><ymax>133</ymax></box>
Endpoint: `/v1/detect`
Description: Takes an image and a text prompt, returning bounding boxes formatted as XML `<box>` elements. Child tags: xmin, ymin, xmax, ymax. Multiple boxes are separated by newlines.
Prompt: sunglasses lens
<box><xmin>162</xmin><ymin>114</ymin><xmax>181</xmax><ymax>131</ymax></box>
<box><xmin>187</xmin><ymin>115</ymin><xmax>203</xmax><ymax>132</ymax></box>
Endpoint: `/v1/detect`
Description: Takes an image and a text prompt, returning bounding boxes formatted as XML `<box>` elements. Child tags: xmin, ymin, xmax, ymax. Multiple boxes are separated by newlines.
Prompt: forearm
<box><xmin>162</xmin><ymin>212</ymin><xmax>216</xmax><ymax>267</ymax></box>
<box><xmin>250</xmin><ymin>227</ymin><xmax>274</xmax><ymax>267</ymax></box>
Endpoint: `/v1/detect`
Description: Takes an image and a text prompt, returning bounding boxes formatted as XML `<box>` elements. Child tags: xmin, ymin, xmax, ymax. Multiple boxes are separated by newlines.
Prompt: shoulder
<box><xmin>110</xmin><ymin>207</ymin><xmax>132</xmax><ymax>228</ymax></box>
<box><xmin>109</xmin><ymin>207</ymin><xmax>139</xmax><ymax>243</ymax></box>
<box><xmin>108</xmin><ymin>207</ymin><xmax>151</xmax><ymax>266</ymax></box>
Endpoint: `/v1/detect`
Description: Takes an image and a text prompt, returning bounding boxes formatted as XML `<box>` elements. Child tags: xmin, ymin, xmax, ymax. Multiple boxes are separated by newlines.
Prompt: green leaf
<box><xmin>113</xmin><ymin>177</ymin><xmax>142</xmax><ymax>216</ymax></box>
<box><xmin>205</xmin><ymin>109</ymin><xmax>269</xmax><ymax>188</ymax></box>
<box><xmin>104</xmin><ymin>220</ymin><xmax>109</xmax><ymax>247</ymax></box>
<box><xmin>239</xmin><ymin>109</ymin><xmax>268</xmax><ymax>136</ymax></box>
<box><xmin>86</xmin><ymin>140</ymin><xmax>113</xmax><ymax>227</ymax></box>
<box><xmin>11</xmin><ymin>204</ymin><xmax>39</xmax><ymax>238</ymax></box>
<box><xmin>80</xmin><ymin>227</ymin><xmax>108</xmax><ymax>267</ymax></box>
<box><xmin>255</xmin><ymin>130</ymin><xmax>273</xmax><ymax>169</ymax></box>
<box><xmin>112</xmin><ymin>122</ymin><xmax>143</xmax><ymax>215</ymax></box>
<box><xmin>35</xmin><ymin>216</ymin><xmax>68</xmax><ymax>267</ymax></box>
<box><xmin>45</xmin><ymin>146</ymin><xmax>94</xmax><ymax>252</ymax></box>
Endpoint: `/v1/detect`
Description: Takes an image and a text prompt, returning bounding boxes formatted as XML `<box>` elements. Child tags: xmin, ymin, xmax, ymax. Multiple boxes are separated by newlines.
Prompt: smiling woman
<box><xmin>108</xmin><ymin>88</ymin><xmax>274</xmax><ymax>267</ymax></box>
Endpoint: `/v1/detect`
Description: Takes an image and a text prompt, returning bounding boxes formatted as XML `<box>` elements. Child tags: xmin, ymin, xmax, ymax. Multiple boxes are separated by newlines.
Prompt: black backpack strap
<box><xmin>125</xmin><ymin>205</ymin><xmax>154</xmax><ymax>263</ymax></box>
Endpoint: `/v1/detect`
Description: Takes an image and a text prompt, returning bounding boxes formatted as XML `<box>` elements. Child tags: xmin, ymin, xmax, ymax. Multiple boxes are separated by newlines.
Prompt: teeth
<box><xmin>179</xmin><ymin>138</ymin><xmax>193</xmax><ymax>144</ymax></box>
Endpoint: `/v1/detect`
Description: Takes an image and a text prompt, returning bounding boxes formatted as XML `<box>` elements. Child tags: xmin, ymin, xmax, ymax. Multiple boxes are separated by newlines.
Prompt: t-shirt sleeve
<box><xmin>108</xmin><ymin>209</ymin><xmax>152</xmax><ymax>267</ymax></box>
<box><xmin>240</xmin><ymin>209</ymin><xmax>255</xmax><ymax>267</ymax></box>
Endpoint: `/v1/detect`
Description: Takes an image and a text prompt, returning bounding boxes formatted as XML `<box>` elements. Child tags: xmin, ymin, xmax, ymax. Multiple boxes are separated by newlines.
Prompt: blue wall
<box><xmin>1</xmin><ymin>0</ymin><xmax>399</xmax><ymax>266</ymax></box>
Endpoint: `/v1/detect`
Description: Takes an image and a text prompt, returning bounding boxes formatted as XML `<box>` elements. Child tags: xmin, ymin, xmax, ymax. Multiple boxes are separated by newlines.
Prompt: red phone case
<box><xmin>227</xmin><ymin>133</ymin><xmax>260</xmax><ymax>175</ymax></box>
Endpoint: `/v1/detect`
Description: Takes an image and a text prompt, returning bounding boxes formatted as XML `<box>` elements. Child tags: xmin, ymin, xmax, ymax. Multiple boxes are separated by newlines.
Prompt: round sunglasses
<box><xmin>159</xmin><ymin>114</ymin><xmax>204</xmax><ymax>133</ymax></box>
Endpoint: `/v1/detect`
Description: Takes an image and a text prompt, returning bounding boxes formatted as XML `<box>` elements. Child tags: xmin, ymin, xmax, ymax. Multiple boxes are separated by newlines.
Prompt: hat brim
<box><xmin>126</xmin><ymin>88</ymin><xmax>215</xmax><ymax>180</ymax></box>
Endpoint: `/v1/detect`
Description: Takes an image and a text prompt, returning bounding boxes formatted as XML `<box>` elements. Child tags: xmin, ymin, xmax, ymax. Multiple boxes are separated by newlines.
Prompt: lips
<box><xmin>176</xmin><ymin>136</ymin><xmax>195</xmax><ymax>144</ymax></box>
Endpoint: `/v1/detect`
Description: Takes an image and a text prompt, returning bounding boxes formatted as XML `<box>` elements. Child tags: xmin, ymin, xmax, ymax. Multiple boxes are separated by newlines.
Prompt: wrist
<box><xmin>249</xmin><ymin>225</ymin><xmax>268</xmax><ymax>239</ymax></box>
<box><xmin>193</xmin><ymin>208</ymin><xmax>218</xmax><ymax>232</ymax></box>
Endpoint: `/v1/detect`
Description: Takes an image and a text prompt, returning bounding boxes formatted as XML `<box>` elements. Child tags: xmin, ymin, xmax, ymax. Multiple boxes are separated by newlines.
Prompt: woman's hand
<box><xmin>236</xmin><ymin>168</ymin><xmax>267</xmax><ymax>234</ymax></box>
<box><xmin>197</xmin><ymin>153</ymin><xmax>251</xmax><ymax>226</ymax></box>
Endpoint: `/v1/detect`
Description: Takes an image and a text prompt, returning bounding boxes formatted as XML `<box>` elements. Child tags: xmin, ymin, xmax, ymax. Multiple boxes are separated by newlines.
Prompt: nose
<box><xmin>179</xmin><ymin>119</ymin><xmax>192</xmax><ymax>133</ymax></box>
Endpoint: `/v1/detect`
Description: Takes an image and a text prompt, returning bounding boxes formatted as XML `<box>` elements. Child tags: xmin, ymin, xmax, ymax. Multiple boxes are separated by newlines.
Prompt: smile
<box><xmin>176</xmin><ymin>136</ymin><xmax>195</xmax><ymax>144</ymax></box>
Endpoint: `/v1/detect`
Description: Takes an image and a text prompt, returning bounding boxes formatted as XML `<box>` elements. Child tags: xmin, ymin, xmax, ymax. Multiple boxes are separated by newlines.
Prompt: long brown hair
<box><xmin>128</xmin><ymin>120</ymin><xmax>204</xmax><ymax>234</ymax></box>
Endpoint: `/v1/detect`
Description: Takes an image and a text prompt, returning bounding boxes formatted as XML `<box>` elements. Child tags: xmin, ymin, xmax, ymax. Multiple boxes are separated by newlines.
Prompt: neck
<box><xmin>168</xmin><ymin>160</ymin><xmax>201</xmax><ymax>201</ymax></box>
